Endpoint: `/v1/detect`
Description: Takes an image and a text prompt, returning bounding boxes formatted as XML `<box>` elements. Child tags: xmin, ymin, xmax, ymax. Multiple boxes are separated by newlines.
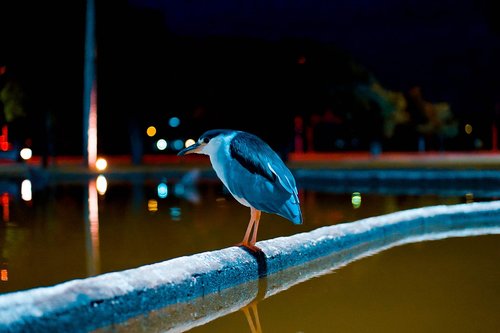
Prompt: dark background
<box><xmin>0</xmin><ymin>0</ymin><xmax>499</xmax><ymax>157</ymax></box>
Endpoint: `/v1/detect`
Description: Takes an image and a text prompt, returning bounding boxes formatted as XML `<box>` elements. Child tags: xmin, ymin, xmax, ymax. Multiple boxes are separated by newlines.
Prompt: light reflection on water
<box><xmin>0</xmin><ymin>174</ymin><xmax>490</xmax><ymax>296</ymax></box>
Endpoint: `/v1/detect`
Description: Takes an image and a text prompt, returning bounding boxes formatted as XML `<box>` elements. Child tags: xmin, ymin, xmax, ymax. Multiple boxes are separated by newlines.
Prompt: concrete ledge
<box><xmin>2</xmin><ymin>201</ymin><xmax>500</xmax><ymax>332</ymax></box>
<box><xmin>296</xmin><ymin>169</ymin><xmax>500</xmax><ymax>197</ymax></box>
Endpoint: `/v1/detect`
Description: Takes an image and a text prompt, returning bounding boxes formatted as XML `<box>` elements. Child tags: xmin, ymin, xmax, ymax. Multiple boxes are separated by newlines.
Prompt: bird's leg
<box><xmin>241</xmin><ymin>209</ymin><xmax>256</xmax><ymax>245</ymax></box>
<box><xmin>241</xmin><ymin>301</ymin><xmax>262</xmax><ymax>333</ymax></box>
<box><xmin>237</xmin><ymin>208</ymin><xmax>261</xmax><ymax>252</ymax></box>
<box><xmin>249</xmin><ymin>210</ymin><xmax>261</xmax><ymax>247</ymax></box>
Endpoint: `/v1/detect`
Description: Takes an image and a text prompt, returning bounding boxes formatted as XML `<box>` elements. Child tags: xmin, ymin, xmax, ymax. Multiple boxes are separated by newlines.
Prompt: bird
<box><xmin>178</xmin><ymin>129</ymin><xmax>302</xmax><ymax>251</ymax></box>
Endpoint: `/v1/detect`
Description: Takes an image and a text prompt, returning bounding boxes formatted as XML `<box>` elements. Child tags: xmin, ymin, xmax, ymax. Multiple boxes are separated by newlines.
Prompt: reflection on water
<box><xmin>0</xmin><ymin>174</ymin><xmax>494</xmax><ymax>295</ymax></box>
<box><xmin>85</xmin><ymin>179</ymin><xmax>100</xmax><ymax>276</ymax></box>
<box><xmin>242</xmin><ymin>302</ymin><xmax>262</xmax><ymax>333</ymax></box>
<box><xmin>251</xmin><ymin>236</ymin><xmax>499</xmax><ymax>333</ymax></box>
<box><xmin>94</xmin><ymin>228</ymin><xmax>500</xmax><ymax>333</ymax></box>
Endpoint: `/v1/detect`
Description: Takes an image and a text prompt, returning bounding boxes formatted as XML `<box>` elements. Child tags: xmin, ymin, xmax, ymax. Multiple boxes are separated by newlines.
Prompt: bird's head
<box><xmin>177</xmin><ymin>129</ymin><xmax>235</xmax><ymax>156</ymax></box>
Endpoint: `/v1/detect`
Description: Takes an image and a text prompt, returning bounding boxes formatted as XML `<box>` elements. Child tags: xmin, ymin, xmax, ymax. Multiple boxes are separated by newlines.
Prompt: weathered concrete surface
<box><xmin>1</xmin><ymin>201</ymin><xmax>500</xmax><ymax>333</ymax></box>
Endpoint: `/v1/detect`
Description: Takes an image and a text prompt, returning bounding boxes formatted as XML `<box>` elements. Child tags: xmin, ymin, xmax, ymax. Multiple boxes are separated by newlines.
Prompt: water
<box><xmin>186</xmin><ymin>235</ymin><xmax>500</xmax><ymax>333</ymax></box>
<box><xmin>1</xmin><ymin>173</ymin><xmax>499</xmax><ymax>332</ymax></box>
<box><xmin>0</xmin><ymin>175</ymin><xmax>472</xmax><ymax>295</ymax></box>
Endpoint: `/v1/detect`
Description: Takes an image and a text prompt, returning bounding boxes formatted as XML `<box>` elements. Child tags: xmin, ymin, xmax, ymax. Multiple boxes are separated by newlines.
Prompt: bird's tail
<box><xmin>282</xmin><ymin>194</ymin><xmax>303</xmax><ymax>225</ymax></box>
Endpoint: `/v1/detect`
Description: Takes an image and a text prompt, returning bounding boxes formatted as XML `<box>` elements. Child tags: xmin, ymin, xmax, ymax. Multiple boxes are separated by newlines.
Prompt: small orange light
<box><xmin>146</xmin><ymin>126</ymin><xmax>157</xmax><ymax>137</ymax></box>
<box><xmin>148</xmin><ymin>199</ymin><xmax>158</xmax><ymax>212</ymax></box>
<box><xmin>1</xmin><ymin>269</ymin><xmax>8</xmax><ymax>281</ymax></box>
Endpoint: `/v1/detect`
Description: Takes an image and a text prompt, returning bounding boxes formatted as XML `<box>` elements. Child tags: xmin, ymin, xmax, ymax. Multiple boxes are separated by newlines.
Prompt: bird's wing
<box><xmin>267</xmin><ymin>163</ymin><xmax>298</xmax><ymax>196</ymax></box>
<box><xmin>267</xmin><ymin>161</ymin><xmax>303</xmax><ymax>224</ymax></box>
<box><xmin>230</xmin><ymin>132</ymin><xmax>298</xmax><ymax>196</ymax></box>
<box><xmin>230</xmin><ymin>132</ymin><xmax>277</xmax><ymax>183</ymax></box>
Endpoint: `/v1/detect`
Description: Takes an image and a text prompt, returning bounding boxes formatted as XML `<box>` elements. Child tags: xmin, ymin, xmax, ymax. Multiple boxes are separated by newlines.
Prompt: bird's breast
<box><xmin>209</xmin><ymin>149</ymin><xmax>254</xmax><ymax>208</ymax></box>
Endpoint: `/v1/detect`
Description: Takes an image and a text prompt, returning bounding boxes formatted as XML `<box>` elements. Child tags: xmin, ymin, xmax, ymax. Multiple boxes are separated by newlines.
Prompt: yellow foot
<box><xmin>236</xmin><ymin>242</ymin><xmax>261</xmax><ymax>253</ymax></box>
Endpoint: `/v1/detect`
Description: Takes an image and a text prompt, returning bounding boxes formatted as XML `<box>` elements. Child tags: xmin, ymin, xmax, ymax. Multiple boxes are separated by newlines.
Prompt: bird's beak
<box><xmin>177</xmin><ymin>142</ymin><xmax>202</xmax><ymax>156</ymax></box>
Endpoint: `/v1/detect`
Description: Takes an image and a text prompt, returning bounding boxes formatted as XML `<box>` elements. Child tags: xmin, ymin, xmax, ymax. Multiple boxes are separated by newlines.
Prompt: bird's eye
<box><xmin>202</xmin><ymin>137</ymin><xmax>210</xmax><ymax>144</ymax></box>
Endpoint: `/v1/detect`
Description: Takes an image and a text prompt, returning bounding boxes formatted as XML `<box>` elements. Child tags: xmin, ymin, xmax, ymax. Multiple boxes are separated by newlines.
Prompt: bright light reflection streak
<box><xmin>96</xmin><ymin>175</ymin><xmax>107</xmax><ymax>195</ymax></box>
<box><xmin>86</xmin><ymin>179</ymin><xmax>100</xmax><ymax>275</ymax></box>
<box><xmin>1</xmin><ymin>193</ymin><xmax>9</xmax><ymax>222</ymax></box>
<box><xmin>21</xmin><ymin>179</ymin><xmax>32</xmax><ymax>201</ymax></box>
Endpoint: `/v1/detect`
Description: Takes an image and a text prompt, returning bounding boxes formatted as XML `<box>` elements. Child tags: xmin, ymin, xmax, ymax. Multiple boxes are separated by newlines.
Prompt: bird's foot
<box><xmin>236</xmin><ymin>242</ymin><xmax>261</xmax><ymax>253</ymax></box>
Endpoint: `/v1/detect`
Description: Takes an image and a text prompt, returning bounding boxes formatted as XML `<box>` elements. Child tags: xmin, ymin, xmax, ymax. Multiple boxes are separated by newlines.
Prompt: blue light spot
<box><xmin>173</xmin><ymin>140</ymin><xmax>184</xmax><ymax>150</ymax></box>
<box><xmin>157</xmin><ymin>183</ymin><xmax>168</xmax><ymax>199</ymax></box>
<box><xmin>170</xmin><ymin>207</ymin><xmax>181</xmax><ymax>220</ymax></box>
<box><xmin>169</xmin><ymin>117</ymin><xmax>180</xmax><ymax>128</ymax></box>
<box><xmin>174</xmin><ymin>184</ymin><xmax>185</xmax><ymax>196</ymax></box>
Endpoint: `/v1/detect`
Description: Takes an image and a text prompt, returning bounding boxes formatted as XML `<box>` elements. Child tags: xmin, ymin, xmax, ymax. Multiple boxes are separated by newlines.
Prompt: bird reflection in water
<box><xmin>174</xmin><ymin>169</ymin><xmax>201</xmax><ymax>204</ymax></box>
<box><xmin>239</xmin><ymin>247</ymin><xmax>267</xmax><ymax>333</ymax></box>
<box><xmin>242</xmin><ymin>301</ymin><xmax>262</xmax><ymax>333</ymax></box>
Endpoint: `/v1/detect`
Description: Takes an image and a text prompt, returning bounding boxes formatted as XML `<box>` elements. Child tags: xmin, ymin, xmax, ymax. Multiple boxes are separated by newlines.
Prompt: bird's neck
<box><xmin>208</xmin><ymin>143</ymin><xmax>232</xmax><ymax>189</ymax></box>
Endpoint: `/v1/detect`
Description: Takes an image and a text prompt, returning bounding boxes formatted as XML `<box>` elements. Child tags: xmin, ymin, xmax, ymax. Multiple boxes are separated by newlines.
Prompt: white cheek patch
<box><xmin>201</xmin><ymin>143</ymin><xmax>214</xmax><ymax>155</ymax></box>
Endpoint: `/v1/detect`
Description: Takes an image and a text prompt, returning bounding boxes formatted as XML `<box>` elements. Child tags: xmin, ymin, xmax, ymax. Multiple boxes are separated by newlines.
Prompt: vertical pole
<box><xmin>83</xmin><ymin>0</ymin><xmax>97</xmax><ymax>168</ymax></box>
<box><xmin>493</xmin><ymin>103</ymin><xmax>500</xmax><ymax>152</ymax></box>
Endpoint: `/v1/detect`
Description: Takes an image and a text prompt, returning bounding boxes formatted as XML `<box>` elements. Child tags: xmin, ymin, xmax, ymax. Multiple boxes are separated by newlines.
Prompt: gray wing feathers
<box><xmin>229</xmin><ymin>131</ymin><xmax>302</xmax><ymax>224</ymax></box>
<box><xmin>267</xmin><ymin>162</ymin><xmax>298</xmax><ymax>196</ymax></box>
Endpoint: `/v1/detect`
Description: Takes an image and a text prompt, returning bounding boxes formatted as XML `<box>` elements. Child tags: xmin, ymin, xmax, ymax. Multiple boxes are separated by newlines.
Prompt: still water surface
<box><xmin>1</xmin><ymin>173</ymin><xmax>498</xmax><ymax>332</ymax></box>
<box><xmin>185</xmin><ymin>235</ymin><xmax>500</xmax><ymax>333</ymax></box>
<box><xmin>0</xmin><ymin>175</ymin><xmax>472</xmax><ymax>294</ymax></box>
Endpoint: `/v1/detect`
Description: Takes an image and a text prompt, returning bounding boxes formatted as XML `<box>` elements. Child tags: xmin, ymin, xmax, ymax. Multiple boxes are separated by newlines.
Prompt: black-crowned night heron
<box><xmin>178</xmin><ymin>129</ymin><xmax>303</xmax><ymax>251</ymax></box>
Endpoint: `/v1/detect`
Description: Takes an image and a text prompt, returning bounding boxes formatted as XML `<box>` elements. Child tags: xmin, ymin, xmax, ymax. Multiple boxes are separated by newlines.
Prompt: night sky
<box><xmin>0</xmin><ymin>0</ymin><xmax>499</xmax><ymax>156</ymax></box>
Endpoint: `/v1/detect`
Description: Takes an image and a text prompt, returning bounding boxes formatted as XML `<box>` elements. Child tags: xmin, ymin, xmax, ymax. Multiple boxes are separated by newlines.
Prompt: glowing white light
<box><xmin>96</xmin><ymin>175</ymin><xmax>108</xmax><ymax>195</ymax></box>
<box><xmin>173</xmin><ymin>140</ymin><xmax>184</xmax><ymax>150</ymax></box>
<box><xmin>21</xmin><ymin>179</ymin><xmax>32</xmax><ymax>201</ymax></box>
<box><xmin>157</xmin><ymin>183</ymin><xmax>168</xmax><ymax>198</ymax></box>
<box><xmin>95</xmin><ymin>158</ymin><xmax>107</xmax><ymax>171</ymax></box>
<box><xmin>169</xmin><ymin>117</ymin><xmax>180</xmax><ymax>128</ymax></box>
<box><xmin>156</xmin><ymin>139</ymin><xmax>167</xmax><ymax>150</ymax></box>
<box><xmin>184</xmin><ymin>138</ymin><xmax>196</xmax><ymax>148</ymax></box>
<box><xmin>20</xmin><ymin>148</ymin><xmax>32</xmax><ymax>160</ymax></box>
